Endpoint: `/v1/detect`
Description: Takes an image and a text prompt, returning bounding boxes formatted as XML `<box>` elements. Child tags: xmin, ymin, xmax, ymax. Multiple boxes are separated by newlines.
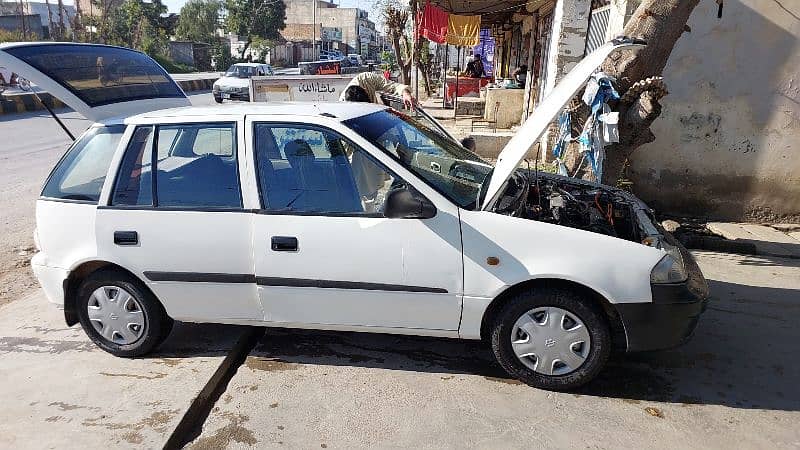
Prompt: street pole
<box><xmin>312</xmin><ymin>0</ymin><xmax>317</xmax><ymax>60</ymax></box>
<box><xmin>442</xmin><ymin>43</ymin><xmax>448</xmax><ymax>108</ymax></box>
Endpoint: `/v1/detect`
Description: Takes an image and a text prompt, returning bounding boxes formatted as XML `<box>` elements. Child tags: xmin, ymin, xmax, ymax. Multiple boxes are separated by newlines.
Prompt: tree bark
<box><xmin>564</xmin><ymin>0</ymin><xmax>701</xmax><ymax>186</ymax></box>
<box><xmin>57</xmin><ymin>0</ymin><xmax>66</xmax><ymax>39</ymax></box>
<box><xmin>44</xmin><ymin>0</ymin><xmax>56</xmax><ymax>40</ymax></box>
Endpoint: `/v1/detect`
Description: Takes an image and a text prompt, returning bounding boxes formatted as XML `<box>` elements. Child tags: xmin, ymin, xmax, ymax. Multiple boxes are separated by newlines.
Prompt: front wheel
<box><xmin>489</xmin><ymin>287</ymin><xmax>611</xmax><ymax>390</ymax></box>
<box><xmin>76</xmin><ymin>270</ymin><xmax>173</xmax><ymax>357</ymax></box>
<box><xmin>213</xmin><ymin>94</ymin><xmax>223</xmax><ymax>104</ymax></box>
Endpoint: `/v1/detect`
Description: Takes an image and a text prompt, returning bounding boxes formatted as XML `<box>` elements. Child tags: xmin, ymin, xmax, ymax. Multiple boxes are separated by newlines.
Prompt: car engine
<box><xmin>493</xmin><ymin>171</ymin><xmax>645</xmax><ymax>243</ymax></box>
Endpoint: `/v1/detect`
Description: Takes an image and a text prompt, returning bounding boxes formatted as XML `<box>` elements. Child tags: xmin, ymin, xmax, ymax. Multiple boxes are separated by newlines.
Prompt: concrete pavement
<box><xmin>189</xmin><ymin>251</ymin><xmax>800</xmax><ymax>449</ymax></box>
<box><xmin>0</xmin><ymin>292</ymin><xmax>248</xmax><ymax>448</ymax></box>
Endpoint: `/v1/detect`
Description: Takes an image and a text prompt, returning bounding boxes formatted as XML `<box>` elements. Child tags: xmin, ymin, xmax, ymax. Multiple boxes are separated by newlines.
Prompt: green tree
<box><xmin>93</xmin><ymin>0</ymin><xmax>169</xmax><ymax>56</ymax></box>
<box><xmin>176</xmin><ymin>0</ymin><xmax>221</xmax><ymax>43</ymax></box>
<box><xmin>225</xmin><ymin>0</ymin><xmax>286</xmax><ymax>59</ymax></box>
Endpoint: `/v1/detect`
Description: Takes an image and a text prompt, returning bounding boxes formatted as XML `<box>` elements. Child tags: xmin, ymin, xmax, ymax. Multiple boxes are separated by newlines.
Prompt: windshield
<box><xmin>344</xmin><ymin>109</ymin><xmax>492</xmax><ymax>209</ymax></box>
<box><xmin>225</xmin><ymin>65</ymin><xmax>259</xmax><ymax>78</ymax></box>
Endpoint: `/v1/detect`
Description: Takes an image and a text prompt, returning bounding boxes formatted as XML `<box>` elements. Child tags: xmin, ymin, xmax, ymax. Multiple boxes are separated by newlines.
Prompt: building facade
<box><xmin>281</xmin><ymin>0</ymin><xmax>379</xmax><ymax>61</ymax></box>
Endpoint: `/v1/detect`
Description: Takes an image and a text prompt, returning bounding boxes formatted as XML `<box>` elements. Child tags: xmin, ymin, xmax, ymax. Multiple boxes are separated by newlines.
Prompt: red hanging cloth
<box><xmin>418</xmin><ymin>1</ymin><xmax>449</xmax><ymax>44</ymax></box>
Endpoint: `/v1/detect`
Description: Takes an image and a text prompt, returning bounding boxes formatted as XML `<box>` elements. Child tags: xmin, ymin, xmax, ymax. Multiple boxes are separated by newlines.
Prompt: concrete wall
<box><xmin>543</xmin><ymin>0</ymin><xmax>590</xmax><ymax>93</ymax></box>
<box><xmin>629</xmin><ymin>0</ymin><xmax>800</xmax><ymax>222</ymax></box>
<box><xmin>0</xmin><ymin>14</ymin><xmax>43</xmax><ymax>38</ymax></box>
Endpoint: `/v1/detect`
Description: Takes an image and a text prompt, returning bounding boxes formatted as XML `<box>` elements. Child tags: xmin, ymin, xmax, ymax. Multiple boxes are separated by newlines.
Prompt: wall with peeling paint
<box><xmin>629</xmin><ymin>0</ymin><xmax>800</xmax><ymax>222</ymax></box>
<box><xmin>544</xmin><ymin>0</ymin><xmax>591</xmax><ymax>93</ymax></box>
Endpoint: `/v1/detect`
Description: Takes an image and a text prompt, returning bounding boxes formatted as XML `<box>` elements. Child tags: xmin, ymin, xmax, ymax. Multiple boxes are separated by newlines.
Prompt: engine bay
<box><xmin>493</xmin><ymin>171</ymin><xmax>649</xmax><ymax>243</ymax></box>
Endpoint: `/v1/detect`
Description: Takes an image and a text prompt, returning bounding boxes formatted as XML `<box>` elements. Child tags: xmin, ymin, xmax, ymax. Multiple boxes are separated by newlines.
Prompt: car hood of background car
<box><xmin>214</xmin><ymin>76</ymin><xmax>250</xmax><ymax>89</ymax></box>
<box><xmin>480</xmin><ymin>39</ymin><xmax>645</xmax><ymax>211</ymax></box>
<box><xmin>0</xmin><ymin>42</ymin><xmax>190</xmax><ymax>122</ymax></box>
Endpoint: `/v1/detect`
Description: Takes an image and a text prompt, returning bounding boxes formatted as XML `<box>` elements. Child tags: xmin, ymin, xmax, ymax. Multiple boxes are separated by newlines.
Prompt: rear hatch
<box><xmin>0</xmin><ymin>42</ymin><xmax>190</xmax><ymax>122</ymax></box>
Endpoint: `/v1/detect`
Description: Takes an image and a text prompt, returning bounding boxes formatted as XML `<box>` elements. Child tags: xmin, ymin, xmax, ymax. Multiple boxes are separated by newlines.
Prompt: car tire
<box><xmin>489</xmin><ymin>287</ymin><xmax>611</xmax><ymax>391</ymax></box>
<box><xmin>214</xmin><ymin>94</ymin><xmax>223</xmax><ymax>104</ymax></box>
<box><xmin>76</xmin><ymin>269</ymin><xmax>173</xmax><ymax>357</ymax></box>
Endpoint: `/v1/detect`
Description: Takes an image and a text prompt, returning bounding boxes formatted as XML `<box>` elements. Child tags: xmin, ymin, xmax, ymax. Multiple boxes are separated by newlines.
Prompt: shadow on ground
<box><xmin>240</xmin><ymin>279</ymin><xmax>799</xmax><ymax>412</ymax></box>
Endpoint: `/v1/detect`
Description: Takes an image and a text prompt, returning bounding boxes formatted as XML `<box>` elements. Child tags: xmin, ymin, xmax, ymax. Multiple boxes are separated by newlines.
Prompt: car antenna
<box><xmin>20</xmin><ymin>79</ymin><xmax>75</xmax><ymax>140</ymax></box>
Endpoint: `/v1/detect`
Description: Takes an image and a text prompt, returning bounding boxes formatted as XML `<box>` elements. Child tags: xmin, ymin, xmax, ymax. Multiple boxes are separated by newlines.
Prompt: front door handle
<box><xmin>271</xmin><ymin>236</ymin><xmax>298</xmax><ymax>252</ymax></box>
<box><xmin>114</xmin><ymin>231</ymin><xmax>138</xmax><ymax>246</ymax></box>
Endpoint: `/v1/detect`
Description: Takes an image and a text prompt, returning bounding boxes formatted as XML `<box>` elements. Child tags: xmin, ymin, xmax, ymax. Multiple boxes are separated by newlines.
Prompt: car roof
<box><xmin>123</xmin><ymin>101</ymin><xmax>389</xmax><ymax>123</ymax></box>
<box><xmin>231</xmin><ymin>62</ymin><xmax>265</xmax><ymax>67</ymax></box>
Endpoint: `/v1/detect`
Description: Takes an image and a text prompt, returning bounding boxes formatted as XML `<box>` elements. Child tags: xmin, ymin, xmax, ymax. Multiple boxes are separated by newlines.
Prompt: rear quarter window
<box><xmin>41</xmin><ymin>125</ymin><xmax>126</xmax><ymax>202</ymax></box>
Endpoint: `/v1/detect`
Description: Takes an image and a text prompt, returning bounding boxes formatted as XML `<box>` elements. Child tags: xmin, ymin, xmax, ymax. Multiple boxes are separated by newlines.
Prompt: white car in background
<box><xmin>0</xmin><ymin>41</ymin><xmax>708</xmax><ymax>390</ymax></box>
<box><xmin>212</xmin><ymin>62</ymin><xmax>274</xmax><ymax>103</ymax></box>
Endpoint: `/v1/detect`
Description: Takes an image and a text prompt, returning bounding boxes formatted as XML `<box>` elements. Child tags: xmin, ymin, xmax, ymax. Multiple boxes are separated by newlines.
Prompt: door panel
<box><xmin>96</xmin><ymin>209</ymin><xmax>261</xmax><ymax>322</ymax></box>
<box><xmin>248</xmin><ymin>119</ymin><xmax>464</xmax><ymax>331</ymax></box>
<box><xmin>95</xmin><ymin>120</ymin><xmax>261</xmax><ymax>323</ymax></box>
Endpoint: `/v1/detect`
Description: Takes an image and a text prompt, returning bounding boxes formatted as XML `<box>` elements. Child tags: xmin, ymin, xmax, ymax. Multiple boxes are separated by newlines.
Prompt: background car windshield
<box><xmin>344</xmin><ymin>109</ymin><xmax>491</xmax><ymax>209</ymax></box>
<box><xmin>225</xmin><ymin>65</ymin><xmax>258</xmax><ymax>78</ymax></box>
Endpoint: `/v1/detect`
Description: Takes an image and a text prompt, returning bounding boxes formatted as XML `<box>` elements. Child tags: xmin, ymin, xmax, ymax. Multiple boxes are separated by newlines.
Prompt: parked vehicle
<box><xmin>347</xmin><ymin>54</ymin><xmax>363</xmax><ymax>66</ymax></box>
<box><xmin>1</xmin><ymin>41</ymin><xmax>708</xmax><ymax>390</ymax></box>
<box><xmin>213</xmin><ymin>62</ymin><xmax>274</xmax><ymax>103</ymax></box>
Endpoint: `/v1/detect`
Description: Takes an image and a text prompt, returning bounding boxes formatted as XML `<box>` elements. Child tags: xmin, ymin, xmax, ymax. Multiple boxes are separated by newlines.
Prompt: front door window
<box><xmin>254</xmin><ymin>124</ymin><xmax>400</xmax><ymax>215</ymax></box>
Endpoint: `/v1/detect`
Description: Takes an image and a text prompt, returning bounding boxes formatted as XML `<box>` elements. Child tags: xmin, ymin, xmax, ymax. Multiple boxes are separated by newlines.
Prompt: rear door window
<box><xmin>41</xmin><ymin>125</ymin><xmax>126</xmax><ymax>203</ymax></box>
<box><xmin>112</xmin><ymin>123</ymin><xmax>241</xmax><ymax>208</ymax></box>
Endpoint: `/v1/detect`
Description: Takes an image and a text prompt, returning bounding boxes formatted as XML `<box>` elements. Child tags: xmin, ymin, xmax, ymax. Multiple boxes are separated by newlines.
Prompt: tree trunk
<box><xmin>44</xmin><ymin>0</ymin><xmax>56</xmax><ymax>40</ymax></box>
<box><xmin>57</xmin><ymin>0</ymin><xmax>66</xmax><ymax>40</ymax></box>
<box><xmin>241</xmin><ymin>38</ymin><xmax>252</xmax><ymax>60</ymax></box>
<box><xmin>18</xmin><ymin>0</ymin><xmax>27</xmax><ymax>39</ymax></box>
<box><xmin>564</xmin><ymin>0</ymin><xmax>701</xmax><ymax>186</ymax></box>
<box><xmin>390</xmin><ymin>31</ymin><xmax>410</xmax><ymax>84</ymax></box>
<box><xmin>73</xmin><ymin>0</ymin><xmax>83</xmax><ymax>41</ymax></box>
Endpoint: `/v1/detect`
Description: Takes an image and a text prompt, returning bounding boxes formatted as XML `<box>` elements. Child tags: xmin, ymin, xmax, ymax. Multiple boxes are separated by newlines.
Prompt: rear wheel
<box><xmin>489</xmin><ymin>287</ymin><xmax>611</xmax><ymax>390</ymax></box>
<box><xmin>76</xmin><ymin>270</ymin><xmax>173</xmax><ymax>357</ymax></box>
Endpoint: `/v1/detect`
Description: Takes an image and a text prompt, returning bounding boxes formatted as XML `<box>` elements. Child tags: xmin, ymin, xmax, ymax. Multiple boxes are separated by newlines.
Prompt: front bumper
<box><xmin>615</xmin><ymin>247</ymin><xmax>709</xmax><ymax>352</ymax></box>
<box><xmin>214</xmin><ymin>89</ymin><xmax>249</xmax><ymax>101</ymax></box>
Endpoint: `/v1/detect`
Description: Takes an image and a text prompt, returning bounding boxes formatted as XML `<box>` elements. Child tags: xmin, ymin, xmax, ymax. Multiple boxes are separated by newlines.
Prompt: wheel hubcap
<box><xmin>87</xmin><ymin>286</ymin><xmax>146</xmax><ymax>345</ymax></box>
<box><xmin>510</xmin><ymin>307</ymin><xmax>591</xmax><ymax>376</ymax></box>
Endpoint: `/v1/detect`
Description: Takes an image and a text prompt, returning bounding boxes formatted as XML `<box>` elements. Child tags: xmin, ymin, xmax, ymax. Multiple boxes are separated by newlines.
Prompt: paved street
<box><xmin>0</xmin><ymin>89</ymin><xmax>798</xmax><ymax>449</ymax></box>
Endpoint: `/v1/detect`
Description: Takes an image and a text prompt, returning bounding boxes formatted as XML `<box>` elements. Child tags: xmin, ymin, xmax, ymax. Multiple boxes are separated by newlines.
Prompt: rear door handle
<box><xmin>114</xmin><ymin>231</ymin><xmax>138</xmax><ymax>246</ymax></box>
<box><xmin>271</xmin><ymin>236</ymin><xmax>298</xmax><ymax>252</ymax></box>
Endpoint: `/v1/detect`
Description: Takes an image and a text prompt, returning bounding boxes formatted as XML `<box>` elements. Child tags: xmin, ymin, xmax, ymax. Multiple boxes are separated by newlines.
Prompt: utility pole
<box><xmin>312</xmin><ymin>0</ymin><xmax>317</xmax><ymax>60</ymax></box>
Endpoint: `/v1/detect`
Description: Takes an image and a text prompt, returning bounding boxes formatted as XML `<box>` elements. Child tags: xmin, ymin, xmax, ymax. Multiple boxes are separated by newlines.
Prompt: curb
<box><xmin>176</xmin><ymin>77</ymin><xmax>218</xmax><ymax>93</ymax></box>
<box><xmin>0</xmin><ymin>77</ymin><xmax>218</xmax><ymax>116</ymax></box>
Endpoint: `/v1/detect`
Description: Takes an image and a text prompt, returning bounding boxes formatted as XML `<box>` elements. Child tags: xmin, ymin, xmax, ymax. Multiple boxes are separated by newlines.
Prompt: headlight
<box><xmin>650</xmin><ymin>254</ymin><xmax>688</xmax><ymax>284</ymax></box>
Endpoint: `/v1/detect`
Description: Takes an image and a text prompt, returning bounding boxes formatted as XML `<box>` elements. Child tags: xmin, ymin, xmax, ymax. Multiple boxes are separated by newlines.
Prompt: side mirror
<box><xmin>384</xmin><ymin>186</ymin><xmax>437</xmax><ymax>219</ymax></box>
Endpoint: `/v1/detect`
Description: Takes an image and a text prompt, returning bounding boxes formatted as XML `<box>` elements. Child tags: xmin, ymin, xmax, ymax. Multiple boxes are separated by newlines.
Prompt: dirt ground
<box><xmin>0</xmin><ymin>110</ymin><xmax>86</xmax><ymax>308</ymax></box>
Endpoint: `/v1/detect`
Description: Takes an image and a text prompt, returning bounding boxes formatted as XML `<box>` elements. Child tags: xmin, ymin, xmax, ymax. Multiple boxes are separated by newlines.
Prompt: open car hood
<box><xmin>481</xmin><ymin>39</ymin><xmax>645</xmax><ymax>210</ymax></box>
<box><xmin>0</xmin><ymin>42</ymin><xmax>190</xmax><ymax>122</ymax></box>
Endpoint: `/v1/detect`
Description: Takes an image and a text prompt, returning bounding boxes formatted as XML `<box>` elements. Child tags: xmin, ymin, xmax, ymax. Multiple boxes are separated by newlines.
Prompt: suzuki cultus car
<box><xmin>0</xmin><ymin>41</ymin><xmax>708</xmax><ymax>390</ymax></box>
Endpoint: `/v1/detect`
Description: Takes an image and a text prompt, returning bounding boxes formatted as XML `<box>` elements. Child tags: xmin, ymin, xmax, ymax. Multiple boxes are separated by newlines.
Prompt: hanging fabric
<box><xmin>418</xmin><ymin>1</ymin><xmax>449</xmax><ymax>44</ymax></box>
<box><xmin>446</xmin><ymin>14</ymin><xmax>481</xmax><ymax>47</ymax></box>
<box><xmin>578</xmin><ymin>71</ymin><xmax>620</xmax><ymax>182</ymax></box>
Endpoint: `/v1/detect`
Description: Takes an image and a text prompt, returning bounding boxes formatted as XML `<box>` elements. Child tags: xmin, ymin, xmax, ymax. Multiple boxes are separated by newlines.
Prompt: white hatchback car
<box><xmin>212</xmin><ymin>62</ymin><xmax>274</xmax><ymax>103</ymax></box>
<box><xmin>2</xmin><ymin>42</ymin><xmax>708</xmax><ymax>390</ymax></box>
